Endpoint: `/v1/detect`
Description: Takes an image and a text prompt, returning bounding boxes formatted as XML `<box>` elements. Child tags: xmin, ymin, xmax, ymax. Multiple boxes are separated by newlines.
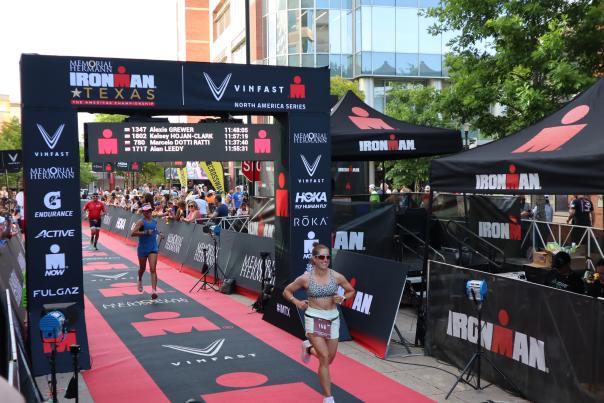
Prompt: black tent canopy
<box><xmin>330</xmin><ymin>91</ymin><xmax>462</xmax><ymax>161</ymax></box>
<box><xmin>431</xmin><ymin>78</ymin><xmax>604</xmax><ymax>195</ymax></box>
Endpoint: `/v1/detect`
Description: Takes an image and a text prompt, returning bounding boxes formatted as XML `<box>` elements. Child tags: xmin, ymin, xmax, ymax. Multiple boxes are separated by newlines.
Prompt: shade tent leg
<box><xmin>415</xmin><ymin>187</ymin><xmax>433</xmax><ymax>346</ymax></box>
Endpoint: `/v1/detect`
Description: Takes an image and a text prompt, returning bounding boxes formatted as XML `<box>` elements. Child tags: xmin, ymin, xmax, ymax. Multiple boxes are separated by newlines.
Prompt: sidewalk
<box><xmin>36</xmin><ymin>297</ymin><xmax>528</xmax><ymax>403</ymax></box>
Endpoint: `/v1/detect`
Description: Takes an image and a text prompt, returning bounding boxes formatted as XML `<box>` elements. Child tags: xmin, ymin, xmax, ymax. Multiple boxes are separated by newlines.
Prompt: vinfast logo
<box><xmin>29</xmin><ymin>167</ymin><xmax>75</xmax><ymax>180</ymax></box>
<box><xmin>203</xmin><ymin>72</ymin><xmax>232</xmax><ymax>101</ymax></box>
<box><xmin>294</xmin><ymin>192</ymin><xmax>327</xmax><ymax>210</ymax></box>
<box><xmin>478</xmin><ymin>216</ymin><xmax>521</xmax><ymax>240</ymax></box>
<box><xmin>165</xmin><ymin>233</ymin><xmax>183</xmax><ymax>254</ymax></box>
<box><xmin>359</xmin><ymin>134</ymin><xmax>415</xmax><ymax>152</ymax></box>
<box><xmin>475</xmin><ymin>164</ymin><xmax>541</xmax><ymax>191</ymax></box>
<box><xmin>342</xmin><ymin>277</ymin><xmax>373</xmax><ymax>315</ymax></box>
<box><xmin>36</xmin><ymin>123</ymin><xmax>65</xmax><ymax>150</ymax></box>
<box><xmin>8</xmin><ymin>152</ymin><xmax>18</xmax><ymax>162</ymax></box>
<box><xmin>164</xmin><ymin>339</ymin><xmax>257</xmax><ymax>367</ymax></box>
<box><xmin>32</xmin><ymin>287</ymin><xmax>80</xmax><ymax>298</ymax></box>
<box><xmin>332</xmin><ymin>231</ymin><xmax>365</xmax><ymax>251</ymax></box>
<box><xmin>299</xmin><ymin>154</ymin><xmax>325</xmax><ymax>184</ymax></box>
<box><xmin>115</xmin><ymin>217</ymin><xmax>127</xmax><ymax>230</ymax></box>
<box><xmin>44</xmin><ymin>191</ymin><xmax>61</xmax><ymax>209</ymax></box>
<box><xmin>447</xmin><ymin>308</ymin><xmax>548</xmax><ymax>373</ymax></box>
<box><xmin>35</xmin><ymin>229</ymin><xmax>76</xmax><ymax>239</ymax></box>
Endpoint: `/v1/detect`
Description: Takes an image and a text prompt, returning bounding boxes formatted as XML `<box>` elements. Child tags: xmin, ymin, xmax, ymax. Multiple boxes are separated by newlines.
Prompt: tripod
<box><xmin>445</xmin><ymin>294</ymin><xmax>521</xmax><ymax>400</ymax></box>
<box><xmin>189</xmin><ymin>247</ymin><xmax>216</xmax><ymax>292</ymax></box>
<box><xmin>252</xmin><ymin>252</ymin><xmax>272</xmax><ymax>313</ymax></box>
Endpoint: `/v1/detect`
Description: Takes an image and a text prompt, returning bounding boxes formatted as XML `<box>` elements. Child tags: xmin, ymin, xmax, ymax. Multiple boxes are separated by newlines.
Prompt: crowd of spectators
<box><xmin>88</xmin><ymin>183</ymin><xmax>251</xmax><ymax>225</ymax></box>
<box><xmin>0</xmin><ymin>186</ymin><xmax>24</xmax><ymax>242</ymax></box>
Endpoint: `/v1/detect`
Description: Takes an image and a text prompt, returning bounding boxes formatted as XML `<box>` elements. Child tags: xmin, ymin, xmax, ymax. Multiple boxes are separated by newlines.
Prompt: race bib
<box><xmin>313</xmin><ymin>317</ymin><xmax>332</xmax><ymax>338</ymax></box>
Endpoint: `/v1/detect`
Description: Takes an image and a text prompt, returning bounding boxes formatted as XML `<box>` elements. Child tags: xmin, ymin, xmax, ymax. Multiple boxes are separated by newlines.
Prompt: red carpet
<box><xmin>82</xmin><ymin>227</ymin><xmax>434</xmax><ymax>402</ymax></box>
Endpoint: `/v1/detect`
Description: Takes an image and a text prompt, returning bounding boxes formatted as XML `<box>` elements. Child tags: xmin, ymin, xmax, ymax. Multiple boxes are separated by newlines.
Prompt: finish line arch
<box><xmin>20</xmin><ymin>54</ymin><xmax>330</xmax><ymax>375</ymax></box>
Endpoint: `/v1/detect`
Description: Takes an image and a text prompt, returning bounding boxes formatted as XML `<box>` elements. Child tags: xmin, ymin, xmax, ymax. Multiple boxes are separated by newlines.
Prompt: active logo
<box><xmin>475</xmin><ymin>164</ymin><xmax>541</xmax><ymax>191</ymax></box>
<box><xmin>37</xmin><ymin>123</ymin><xmax>65</xmax><ymax>150</ymax></box>
<box><xmin>203</xmin><ymin>72</ymin><xmax>232</xmax><ymax>101</ymax></box>
<box><xmin>447</xmin><ymin>308</ymin><xmax>548</xmax><ymax>373</ymax></box>
<box><xmin>35</xmin><ymin>229</ymin><xmax>75</xmax><ymax>239</ymax></box>
<box><xmin>43</xmin><ymin>191</ymin><xmax>61</xmax><ymax>210</ymax></box>
<box><xmin>332</xmin><ymin>231</ymin><xmax>365</xmax><ymax>251</ymax></box>
<box><xmin>45</xmin><ymin>244</ymin><xmax>67</xmax><ymax>276</ymax></box>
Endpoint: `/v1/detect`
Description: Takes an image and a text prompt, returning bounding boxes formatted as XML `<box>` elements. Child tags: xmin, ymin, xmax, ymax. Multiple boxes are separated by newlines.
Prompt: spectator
<box><xmin>519</xmin><ymin>196</ymin><xmax>533</xmax><ymax>219</ymax></box>
<box><xmin>174</xmin><ymin>201</ymin><xmax>187</xmax><ymax>221</ymax></box>
<box><xmin>368</xmin><ymin>184</ymin><xmax>380</xmax><ymax>203</ymax></box>
<box><xmin>182</xmin><ymin>202</ymin><xmax>202</xmax><ymax>224</ymax></box>
<box><xmin>543</xmin><ymin>196</ymin><xmax>554</xmax><ymax>223</ymax></box>
<box><xmin>586</xmin><ymin>259</ymin><xmax>604</xmax><ymax>298</ymax></box>
<box><xmin>236</xmin><ymin>201</ymin><xmax>250</xmax><ymax>216</ymax></box>
<box><xmin>210</xmin><ymin>194</ymin><xmax>229</xmax><ymax>221</ymax></box>
<box><xmin>232</xmin><ymin>185</ymin><xmax>243</xmax><ymax>210</ymax></box>
<box><xmin>567</xmin><ymin>195</ymin><xmax>594</xmax><ymax>227</ymax></box>
<box><xmin>547</xmin><ymin>251</ymin><xmax>585</xmax><ymax>294</ymax></box>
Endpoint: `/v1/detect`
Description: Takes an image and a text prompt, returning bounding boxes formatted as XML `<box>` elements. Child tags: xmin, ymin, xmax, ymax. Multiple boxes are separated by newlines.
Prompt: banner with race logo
<box><xmin>332</xmin><ymin>203</ymin><xmax>396</xmax><ymax>259</ymax></box>
<box><xmin>157</xmin><ymin>220</ymin><xmax>196</xmax><ymax>263</ymax></box>
<box><xmin>0</xmin><ymin>236</ymin><xmax>27</xmax><ymax>328</ymax></box>
<box><xmin>248</xmin><ymin>197</ymin><xmax>275</xmax><ymax>238</ymax></box>
<box><xmin>467</xmin><ymin>195</ymin><xmax>522</xmax><ymax>257</ymax></box>
<box><xmin>182</xmin><ymin>225</ymin><xmax>229</xmax><ymax>278</ymax></box>
<box><xmin>331</xmin><ymin>161</ymin><xmax>368</xmax><ymax>196</ymax></box>
<box><xmin>426</xmin><ymin>261</ymin><xmax>604</xmax><ymax>403</ymax></box>
<box><xmin>200</xmin><ymin>161</ymin><xmax>225</xmax><ymax>195</ymax></box>
<box><xmin>332</xmin><ymin>250</ymin><xmax>409</xmax><ymax>358</ymax></box>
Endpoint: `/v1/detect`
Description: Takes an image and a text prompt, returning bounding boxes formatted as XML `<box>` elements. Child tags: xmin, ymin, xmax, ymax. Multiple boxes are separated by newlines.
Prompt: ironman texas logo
<box><xmin>475</xmin><ymin>164</ymin><xmax>541</xmax><ymax>191</ymax></box>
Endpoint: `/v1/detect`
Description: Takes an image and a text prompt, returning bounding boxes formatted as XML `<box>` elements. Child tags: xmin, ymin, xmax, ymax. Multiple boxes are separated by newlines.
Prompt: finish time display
<box><xmin>86</xmin><ymin>123</ymin><xmax>279</xmax><ymax>162</ymax></box>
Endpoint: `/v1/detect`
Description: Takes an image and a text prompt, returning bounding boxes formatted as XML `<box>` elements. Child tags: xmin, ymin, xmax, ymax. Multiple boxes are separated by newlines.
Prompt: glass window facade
<box><xmin>261</xmin><ymin>0</ymin><xmax>448</xmax><ymax>81</ymax></box>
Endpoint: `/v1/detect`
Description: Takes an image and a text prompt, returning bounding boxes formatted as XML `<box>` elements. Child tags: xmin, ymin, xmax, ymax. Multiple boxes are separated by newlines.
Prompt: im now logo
<box><xmin>203</xmin><ymin>72</ymin><xmax>231</xmax><ymax>101</ymax></box>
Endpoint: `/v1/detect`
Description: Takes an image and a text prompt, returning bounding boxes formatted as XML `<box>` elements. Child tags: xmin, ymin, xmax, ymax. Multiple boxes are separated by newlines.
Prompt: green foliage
<box><xmin>79</xmin><ymin>146</ymin><xmax>96</xmax><ymax>188</ymax></box>
<box><xmin>0</xmin><ymin>117</ymin><xmax>21</xmax><ymax>149</ymax></box>
<box><xmin>426</xmin><ymin>0</ymin><xmax>604</xmax><ymax>139</ymax></box>
<box><xmin>384</xmin><ymin>84</ymin><xmax>457</xmax><ymax>189</ymax></box>
<box><xmin>330</xmin><ymin>77</ymin><xmax>364</xmax><ymax>101</ymax></box>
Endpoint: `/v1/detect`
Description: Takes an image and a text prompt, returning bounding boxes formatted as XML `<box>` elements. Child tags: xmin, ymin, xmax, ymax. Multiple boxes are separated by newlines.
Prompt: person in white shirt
<box><xmin>194</xmin><ymin>193</ymin><xmax>209</xmax><ymax>217</ymax></box>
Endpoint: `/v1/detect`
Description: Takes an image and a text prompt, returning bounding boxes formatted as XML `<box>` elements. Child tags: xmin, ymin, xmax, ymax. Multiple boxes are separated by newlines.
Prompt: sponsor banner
<box><xmin>85</xmin><ymin>122</ymin><xmax>279</xmax><ymax>163</ymax></box>
<box><xmin>0</xmin><ymin>149</ymin><xmax>22</xmax><ymax>172</ymax></box>
<box><xmin>332</xmin><ymin>251</ymin><xmax>409</xmax><ymax>358</ymax></box>
<box><xmin>182</xmin><ymin>225</ymin><xmax>229</xmax><ymax>276</ymax></box>
<box><xmin>218</xmin><ymin>230</ymin><xmax>276</xmax><ymax>294</ymax></box>
<box><xmin>177</xmin><ymin>167</ymin><xmax>188</xmax><ymax>188</ymax></box>
<box><xmin>158</xmin><ymin>221</ymin><xmax>196</xmax><ymax>263</ymax></box>
<box><xmin>200</xmin><ymin>161</ymin><xmax>225</xmax><ymax>195</ymax></box>
<box><xmin>426</xmin><ymin>261</ymin><xmax>604</xmax><ymax>403</ymax></box>
<box><xmin>249</xmin><ymin>197</ymin><xmax>275</xmax><ymax>238</ymax></box>
<box><xmin>332</xmin><ymin>204</ymin><xmax>396</xmax><ymax>260</ymax></box>
<box><xmin>468</xmin><ymin>195</ymin><xmax>522</xmax><ymax>257</ymax></box>
<box><xmin>332</xmin><ymin>161</ymin><xmax>368</xmax><ymax>195</ymax></box>
<box><xmin>21</xmin><ymin>107</ymin><xmax>90</xmax><ymax>375</ymax></box>
<box><xmin>262</xmin><ymin>287</ymin><xmax>306</xmax><ymax>340</ymax></box>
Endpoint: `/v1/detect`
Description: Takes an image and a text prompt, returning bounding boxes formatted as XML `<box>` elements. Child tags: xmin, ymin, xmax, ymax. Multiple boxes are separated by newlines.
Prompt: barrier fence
<box><xmin>426</xmin><ymin>261</ymin><xmax>604</xmax><ymax>403</ymax></box>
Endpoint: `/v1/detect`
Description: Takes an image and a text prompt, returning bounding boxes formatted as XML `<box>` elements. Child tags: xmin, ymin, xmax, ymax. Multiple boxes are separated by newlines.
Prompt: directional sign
<box><xmin>85</xmin><ymin>123</ymin><xmax>279</xmax><ymax>163</ymax></box>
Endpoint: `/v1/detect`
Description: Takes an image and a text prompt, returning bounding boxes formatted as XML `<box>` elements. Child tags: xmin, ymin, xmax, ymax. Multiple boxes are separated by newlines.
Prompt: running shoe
<box><xmin>300</xmin><ymin>340</ymin><xmax>311</xmax><ymax>363</ymax></box>
<box><xmin>323</xmin><ymin>397</ymin><xmax>335</xmax><ymax>403</ymax></box>
<box><xmin>137</xmin><ymin>280</ymin><xmax>143</xmax><ymax>292</ymax></box>
<box><xmin>151</xmin><ymin>292</ymin><xmax>158</xmax><ymax>300</ymax></box>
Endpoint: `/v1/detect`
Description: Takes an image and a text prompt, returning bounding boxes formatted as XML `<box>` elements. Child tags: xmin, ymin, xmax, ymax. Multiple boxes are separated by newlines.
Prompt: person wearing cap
<box><xmin>83</xmin><ymin>192</ymin><xmax>106</xmax><ymax>250</ymax></box>
<box><xmin>546</xmin><ymin>251</ymin><xmax>584</xmax><ymax>294</ymax></box>
<box><xmin>131</xmin><ymin>203</ymin><xmax>163</xmax><ymax>299</ymax></box>
<box><xmin>206</xmin><ymin>189</ymin><xmax>216</xmax><ymax>205</ymax></box>
<box><xmin>368</xmin><ymin>185</ymin><xmax>380</xmax><ymax>203</ymax></box>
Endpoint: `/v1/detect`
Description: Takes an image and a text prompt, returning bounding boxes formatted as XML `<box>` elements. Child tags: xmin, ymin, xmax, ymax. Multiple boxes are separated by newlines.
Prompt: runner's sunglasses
<box><xmin>313</xmin><ymin>254</ymin><xmax>330</xmax><ymax>260</ymax></box>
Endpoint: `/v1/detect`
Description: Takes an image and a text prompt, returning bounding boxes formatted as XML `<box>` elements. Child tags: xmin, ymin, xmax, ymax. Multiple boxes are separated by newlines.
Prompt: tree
<box><xmin>79</xmin><ymin>146</ymin><xmax>96</xmax><ymax>188</ymax></box>
<box><xmin>330</xmin><ymin>76</ymin><xmax>365</xmax><ymax>101</ymax></box>
<box><xmin>426</xmin><ymin>0</ymin><xmax>604</xmax><ymax>139</ymax></box>
<box><xmin>0</xmin><ymin>117</ymin><xmax>22</xmax><ymax>189</ymax></box>
<box><xmin>383</xmin><ymin>84</ymin><xmax>458</xmax><ymax>190</ymax></box>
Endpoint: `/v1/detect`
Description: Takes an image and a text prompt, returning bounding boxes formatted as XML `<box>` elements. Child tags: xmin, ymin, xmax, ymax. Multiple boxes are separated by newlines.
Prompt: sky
<box><xmin>0</xmin><ymin>0</ymin><xmax>181</xmax><ymax>103</ymax></box>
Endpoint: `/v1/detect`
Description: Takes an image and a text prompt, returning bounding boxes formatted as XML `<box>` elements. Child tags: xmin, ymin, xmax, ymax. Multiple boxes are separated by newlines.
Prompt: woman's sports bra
<box><xmin>307</xmin><ymin>269</ymin><xmax>338</xmax><ymax>299</ymax></box>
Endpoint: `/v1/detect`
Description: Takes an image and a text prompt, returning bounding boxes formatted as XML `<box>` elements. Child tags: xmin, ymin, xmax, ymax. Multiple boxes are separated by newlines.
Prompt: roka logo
<box><xmin>204</xmin><ymin>72</ymin><xmax>231</xmax><ymax>101</ymax></box>
<box><xmin>475</xmin><ymin>164</ymin><xmax>541</xmax><ymax>191</ymax></box>
<box><xmin>37</xmin><ymin>123</ymin><xmax>65</xmax><ymax>150</ymax></box>
<box><xmin>43</xmin><ymin>191</ymin><xmax>61</xmax><ymax>210</ymax></box>
<box><xmin>447</xmin><ymin>308</ymin><xmax>548</xmax><ymax>373</ymax></box>
<box><xmin>332</xmin><ymin>231</ymin><xmax>365</xmax><ymax>251</ymax></box>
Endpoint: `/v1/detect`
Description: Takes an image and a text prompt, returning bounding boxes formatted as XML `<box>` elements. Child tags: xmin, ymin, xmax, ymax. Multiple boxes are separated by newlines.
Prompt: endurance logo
<box><xmin>475</xmin><ymin>164</ymin><xmax>541</xmax><ymax>191</ymax></box>
<box><xmin>447</xmin><ymin>308</ymin><xmax>548</xmax><ymax>372</ymax></box>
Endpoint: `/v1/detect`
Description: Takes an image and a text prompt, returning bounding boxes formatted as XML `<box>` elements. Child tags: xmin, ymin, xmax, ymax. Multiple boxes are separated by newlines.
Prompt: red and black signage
<box><xmin>86</xmin><ymin>123</ymin><xmax>279</xmax><ymax>163</ymax></box>
<box><xmin>467</xmin><ymin>195</ymin><xmax>522</xmax><ymax>257</ymax></box>
<box><xmin>431</xmin><ymin>78</ymin><xmax>604</xmax><ymax>194</ymax></box>
<box><xmin>332</xmin><ymin>250</ymin><xmax>409</xmax><ymax>358</ymax></box>
<box><xmin>0</xmin><ymin>149</ymin><xmax>22</xmax><ymax>172</ymax></box>
<box><xmin>331</xmin><ymin>161</ymin><xmax>368</xmax><ymax>195</ymax></box>
<box><xmin>427</xmin><ymin>261</ymin><xmax>604</xmax><ymax>403</ymax></box>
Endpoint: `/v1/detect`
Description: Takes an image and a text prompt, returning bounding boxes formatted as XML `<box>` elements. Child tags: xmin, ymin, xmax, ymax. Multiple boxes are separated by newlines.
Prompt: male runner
<box><xmin>83</xmin><ymin>192</ymin><xmax>106</xmax><ymax>250</ymax></box>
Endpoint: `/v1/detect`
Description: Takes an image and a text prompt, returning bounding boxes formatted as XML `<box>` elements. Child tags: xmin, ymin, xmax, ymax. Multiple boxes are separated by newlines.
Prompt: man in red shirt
<box><xmin>83</xmin><ymin>192</ymin><xmax>106</xmax><ymax>250</ymax></box>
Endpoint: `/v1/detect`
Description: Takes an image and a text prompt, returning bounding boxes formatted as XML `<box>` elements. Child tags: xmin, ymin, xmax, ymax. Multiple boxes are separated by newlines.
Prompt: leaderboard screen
<box><xmin>85</xmin><ymin>123</ymin><xmax>279</xmax><ymax>162</ymax></box>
